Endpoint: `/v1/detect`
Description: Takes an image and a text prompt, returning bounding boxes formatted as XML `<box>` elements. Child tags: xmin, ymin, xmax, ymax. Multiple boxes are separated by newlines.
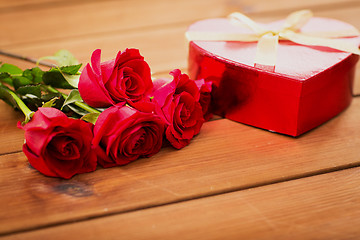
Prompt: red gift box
<box><xmin>187</xmin><ymin>12</ymin><xmax>360</xmax><ymax>136</ymax></box>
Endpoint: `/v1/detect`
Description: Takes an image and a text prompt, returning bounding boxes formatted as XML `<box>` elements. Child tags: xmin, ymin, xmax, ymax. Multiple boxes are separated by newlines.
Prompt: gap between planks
<box><xmin>1</xmin><ymin>163</ymin><xmax>359</xmax><ymax>238</ymax></box>
<box><xmin>1</xmin><ymin>0</ymin><xmax>358</xmax><ymax>16</ymax></box>
<box><xmin>1</xmin><ymin>97</ymin><xmax>360</xmax><ymax>234</ymax></box>
<box><xmin>2</xmin><ymin>6</ymin><xmax>360</xmax><ymax>76</ymax></box>
<box><xmin>1</xmin><ymin>0</ymin><xmax>360</xmax><ymax>49</ymax></box>
<box><xmin>0</xmin><ymin>0</ymin><xmax>121</xmax><ymax>13</ymax></box>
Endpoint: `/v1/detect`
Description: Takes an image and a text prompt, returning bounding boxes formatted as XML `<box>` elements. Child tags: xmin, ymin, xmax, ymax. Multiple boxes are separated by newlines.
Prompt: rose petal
<box><xmin>23</xmin><ymin>144</ymin><xmax>57</xmax><ymax>177</ymax></box>
<box><xmin>170</xmin><ymin>69</ymin><xmax>200</xmax><ymax>100</ymax></box>
<box><xmin>91</xmin><ymin>49</ymin><xmax>102</xmax><ymax>76</ymax></box>
<box><xmin>78</xmin><ymin>50</ymin><xmax>115</xmax><ymax>107</ymax></box>
<box><xmin>115</xmin><ymin>48</ymin><xmax>144</xmax><ymax>67</ymax></box>
<box><xmin>100</xmin><ymin>59</ymin><xmax>116</xmax><ymax>82</ymax></box>
<box><xmin>94</xmin><ymin>105</ymin><xmax>165</xmax><ymax>166</ymax></box>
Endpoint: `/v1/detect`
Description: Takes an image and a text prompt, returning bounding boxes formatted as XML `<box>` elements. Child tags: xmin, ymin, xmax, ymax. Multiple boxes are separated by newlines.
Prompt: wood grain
<box><xmin>2</xmin><ymin>6</ymin><xmax>359</xmax><ymax>84</ymax></box>
<box><xmin>0</xmin><ymin>0</ymin><xmax>232</xmax><ymax>48</ymax></box>
<box><xmin>4</xmin><ymin>167</ymin><xmax>359</xmax><ymax>240</ymax></box>
<box><xmin>0</xmin><ymin>103</ymin><xmax>24</xmax><ymax>155</ymax></box>
<box><xmin>4</xmin><ymin>25</ymin><xmax>189</xmax><ymax>74</ymax></box>
<box><xmin>0</xmin><ymin>0</ymin><xmax>89</xmax><ymax>9</ymax></box>
<box><xmin>236</xmin><ymin>0</ymin><xmax>360</xmax><ymax>15</ymax></box>
<box><xmin>1</xmin><ymin>97</ymin><xmax>360</xmax><ymax>235</ymax></box>
<box><xmin>3</xmin><ymin>0</ymin><xmax>358</xmax><ymax>48</ymax></box>
<box><xmin>1</xmin><ymin>0</ymin><xmax>357</xmax><ymax>24</ymax></box>
<box><xmin>355</xmin><ymin>67</ymin><xmax>360</xmax><ymax>95</ymax></box>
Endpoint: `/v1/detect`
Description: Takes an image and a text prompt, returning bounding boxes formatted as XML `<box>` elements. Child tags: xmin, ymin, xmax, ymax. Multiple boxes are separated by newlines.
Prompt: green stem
<box><xmin>0</xmin><ymin>50</ymin><xmax>54</xmax><ymax>68</ymax></box>
<box><xmin>4</xmin><ymin>86</ymin><xmax>34</xmax><ymax>123</ymax></box>
<box><xmin>43</xmin><ymin>85</ymin><xmax>100</xmax><ymax>114</ymax></box>
<box><xmin>7</xmin><ymin>90</ymin><xmax>32</xmax><ymax>116</ymax></box>
<box><xmin>43</xmin><ymin>85</ymin><xmax>58</xmax><ymax>94</ymax></box>
<box><xmin>73</xmin><ymin>101</ymin><xmax>100</xmax><ymax>114</ymax></box>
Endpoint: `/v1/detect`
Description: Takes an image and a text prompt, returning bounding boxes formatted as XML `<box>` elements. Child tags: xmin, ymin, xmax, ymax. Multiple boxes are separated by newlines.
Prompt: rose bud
<box><xmin>19</xmin><ymin>107</ymin><xmax>97</xmax><ymax>179</ymax></box>
<box><xmin>78</xmin><ymin>48</ymin><xmax>153</xmax><ymax>107</ymax></box>
<box><xmin>152</xmin><ymin>69</ymin><xmax>204</xmax><ymax>149</ymax></box>
<box><xmin>93</xmin><ymin>104</ymin><xmax>165</xmax><ymax>168</ymax></box>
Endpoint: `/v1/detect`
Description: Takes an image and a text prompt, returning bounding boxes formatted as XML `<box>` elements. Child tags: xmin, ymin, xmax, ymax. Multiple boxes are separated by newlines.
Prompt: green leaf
<box><xmin>54</xmin><ymin>50</ymin><xmax>79</xmax><ymax>66</ymax></box>
<box><xmin>22</xmin><ymin>69</ymin><xmax>34</xmax><ymax>81</ymax></box>
<box><xmin>16</xmin><ymin>85</ymin><xmax>42</xmax><ymax>98</ymax></box>
<box><xmin>0</xmin><ymin>72</ymin><xmax>10</xmax><ymax>79</ymax></box>
<box><xmin>42</xmin><ymin>70</ymin><xmax>74</xmax><ymax>89</ymax></box>
<box><xmin>21</xmin><ymin>94</ymin><xmax>43</xmax><ymax>111</ymax></box>
<box><xmin>42</xmin><ymin>66</ymin><xmax>80</xmax><ymax>89</ymax></box>
<box><xmin>42</xmin><ymin>97</ymin><xmax>59</xmax><ymax>108</ymax></box>
<box><xmin>31</xmin><ymin>67</ymin><xmax>44</xmax><ymax>83</ymax></box>
<box><xmin>22</xmin><ymin>67</ymin><xmax>44</xmax><ymax>84</ymax></box>
<box><xmin>0</xmin><ymin>72</ymin><xmax>12</xmax><ymax>85</ymax></box>
<box><xmin>67</xmin><ymin>104</ymin><xmax>89</xmax><ymax>117</ymax></box>
<box><xmin>37</xmin><ymin>49</ymin><xmax>79</xmax><ymax>67</ymax></box>
<box><xmin>13</xmin><ymin>76</ymin><xmax>32</xmax><ymax>90</ymax></box>
<box><xmin>61</xmin><ymin>89</ymin><xmax>82</xmax><ymax>109</ymax></box>
<box><xmin>41</xmin><ymin>92</ymin><xmax>62</xmax><ymax>102</ymax></box>
<box><xmin>41</xmin><ymin>92</ymin><xmax>64</xmax><ymax>110</ymax></box>
<box><xmin>81</xmin><ymin>113</ymin><xmax>100</xmax><ymax>124</ymax></box>
<box><xmin>0</xmin><ymin>63</ymin><xmax>23</xmax><ymax>75</ymax></box>
<box><xmin>62</xmin><ymin>73</ymin><xmax>80</xmax><ymax>88</ymax></box>
<box><xmin>60</xmin><ymin>64</ymin><xmax>82</xmax><ymax>75</ymax></box>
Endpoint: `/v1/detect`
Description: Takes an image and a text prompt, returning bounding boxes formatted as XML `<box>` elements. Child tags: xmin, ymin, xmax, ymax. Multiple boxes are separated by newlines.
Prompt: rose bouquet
<box><xmin>0</xmin><ymin>48</ymin><xmax>211</xmax><ymax>179</ymax></box>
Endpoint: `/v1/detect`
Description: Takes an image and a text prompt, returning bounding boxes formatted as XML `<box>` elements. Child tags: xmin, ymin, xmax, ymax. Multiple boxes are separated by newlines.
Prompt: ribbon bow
<box><xmin>186</xmin><ymin>10</ymin><xmax>360</xmax><ymax>70</ymax></box>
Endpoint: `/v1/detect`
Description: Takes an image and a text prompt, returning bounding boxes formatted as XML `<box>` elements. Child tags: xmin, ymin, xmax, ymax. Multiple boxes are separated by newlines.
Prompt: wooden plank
<box><xmin>0</xmin><ymin>0</ymin><xmax>81</xmax><ymax>8</ymax></box>
<box><xmin>236</xmin><ymin>0</ymin><xmax>359</xmax><ymax>15</ymax></box>
<box><xmin>355</xmin><ymin>67</ymin><xmax>360</xmax><ymax>96</ymax></box>
<box><xmin>2</xmin><ymin>6</ymin><xmax>359</xmax><ymax>80</ymax></box>
<box><xmin>1</xmin><ymin>97</ymin><xmax>360</xmax><ymax>235</ymax></box>
<box><xmin>0</xmin><ymin>55</ymin><xmax>51</xmax><ymax>71</ymax></box>
<box><xmin>4</xmin><ymin>25</ymin><xmax>189</xmax><ymax>74</ymax></box>
<box><xmin>0</xmin><ymin>0</ymin><xmax>110</xmax><ymax>10</ymax></box>
<box><xmin>4</xmin><ymin>167</ymin><xmax>359</xmax><ymax>240</ymax></box>
<box><xmin>0</xmin><ymin>0</ymin><xmax>231</xmax><ymax>48</ymax></box>
<box><xmin>2</xmin><ymin>0</ymin><xmax>359</xmax><ymax>48</ymax></box>
<box><xmin>0</xmin><ymin>103</ymin><xmax>25</xmax><ymax>155</ymax></box>
<box><xmin>1</xmin><ymin>0</ymin><xmax>356</xmax><ymax>26</ymax></box>
<box><xmin>0</xmin><ymin>0</ymin><xmax>62</xmax><ymax>9</ymax></box>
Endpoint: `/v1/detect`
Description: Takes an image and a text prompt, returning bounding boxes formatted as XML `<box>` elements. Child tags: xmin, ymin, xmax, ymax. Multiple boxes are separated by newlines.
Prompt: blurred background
<box><xmin>0</xmin><ymin>0</ymin><xmax>359</xmax><ymax>90</ymax></box>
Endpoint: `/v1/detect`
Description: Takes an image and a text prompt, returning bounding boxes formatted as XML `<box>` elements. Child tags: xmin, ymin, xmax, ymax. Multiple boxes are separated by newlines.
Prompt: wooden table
<box><xmin>1</xmin><ymin>0</ymin><xmax>360</xmax><ymax>239</ymax></box>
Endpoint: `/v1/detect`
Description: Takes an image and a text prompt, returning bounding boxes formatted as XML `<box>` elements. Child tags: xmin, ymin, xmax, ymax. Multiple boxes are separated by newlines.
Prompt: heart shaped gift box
<box><xmin>187</xmin><ymin>13</ymin><xmax>360</xmax><ymax>136</ymax></box>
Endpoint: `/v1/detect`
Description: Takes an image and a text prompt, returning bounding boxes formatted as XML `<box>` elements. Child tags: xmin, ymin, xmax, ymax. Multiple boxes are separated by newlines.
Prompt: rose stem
<box><xmin>44</xmin><ymin>85</ymin><xmax>101</xmax><ymax>114</ymax></box>
<box><xmin>0</xmin><ymin>84</ymin><xmax>33</xmax><ymax>122</ymax></box>
<box><xmin>0</xmin><ymin>49</ymin><xmax>54</xmax><ymax>68</ymax></box>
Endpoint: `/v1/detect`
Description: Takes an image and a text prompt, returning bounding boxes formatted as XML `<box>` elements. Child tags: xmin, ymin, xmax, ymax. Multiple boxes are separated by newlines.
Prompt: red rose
<box><xmin>152</xmin><ymin>69</ymin><xmax>204</xmax><ymax>149</ymax></box>
<box><xmin>195</xmin><ymin>79</ymin><xmax>213</xmax><ymax>121</ymax></box>
<box><xmin>165</xmin><ymin>92</ymin><xmax>204</xmax><ymax>149</ymax></box>
<box><xmin>19</xmin><ymin>108</ymin><xmax>97</xmax><ymax>179</ymax></box>
<box><xmin>93</xmin><ymin>104</ymin><xmax>165</xmax><ymax>168</ymax></box>
<box><xmin>78</xmin><ymin>48</ymin><xmax>153</xmax><ymax>107</ymax></box>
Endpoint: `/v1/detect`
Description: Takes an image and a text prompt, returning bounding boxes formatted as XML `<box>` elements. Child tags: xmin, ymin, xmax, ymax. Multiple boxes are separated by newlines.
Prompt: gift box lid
<box><xmin>188</xmin><ymin>17</ymin><xmax>360</xmax><ymax>81</ymax></box>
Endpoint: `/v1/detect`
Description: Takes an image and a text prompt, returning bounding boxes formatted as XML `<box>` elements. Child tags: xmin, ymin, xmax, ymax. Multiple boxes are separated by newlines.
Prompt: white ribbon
<box><xmin>186</xmin><ymin>10</ymin><xmax>360</xmax><ymax>69</ymax></box>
